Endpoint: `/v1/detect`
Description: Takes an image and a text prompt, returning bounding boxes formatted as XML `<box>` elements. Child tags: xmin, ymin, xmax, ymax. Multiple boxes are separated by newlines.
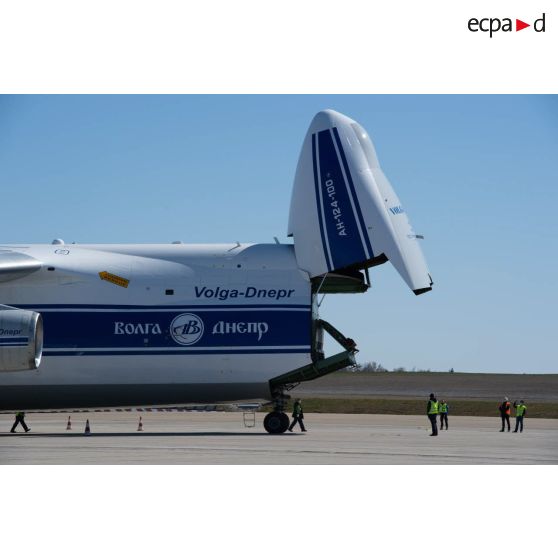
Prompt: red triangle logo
<box><xmin>516</xmin><ymin>19</ymin><xmax>530</xmax><ymax>31</ymax></box>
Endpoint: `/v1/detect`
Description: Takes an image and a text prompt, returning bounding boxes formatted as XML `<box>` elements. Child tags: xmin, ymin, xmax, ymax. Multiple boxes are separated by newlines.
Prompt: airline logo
<box><xmin>114</xmin><ymin>322</ymin><xmax>162</xmax><ymax>335</ymax></box>
<box><xmin>0</xmin><ymin>327</ymin><xmax>28</xmax><ymax>347</ymax></box>
<box><xmin>170</xmin><ymin>313</ymin><xmax>204</xmax><ymax>345</ymax></box>
<box><xmin>195</xmin><ymin>286</ymin><xmax>295</xmax><ymax>301</ymax></box>
<box><xmin>212</xmin><ymin>321</ymin><xmax>269</xmax><ymax>341</ymax></box>
<box><xmin>0</xmin><ymin>327</ymin><xmax>23</xmax><ymax>336</ymax></box>
<box><xmin>468</xmin><ymin>13</ymin><xmax>546</xmax><ymax>37</ymax></box>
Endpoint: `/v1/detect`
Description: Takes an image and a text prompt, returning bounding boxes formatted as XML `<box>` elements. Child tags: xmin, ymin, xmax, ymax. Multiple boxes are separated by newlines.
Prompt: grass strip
<box><xmin>260</xmin><ymin>398</ymin><xmax>558</xmax><ymax>419</ymax></box>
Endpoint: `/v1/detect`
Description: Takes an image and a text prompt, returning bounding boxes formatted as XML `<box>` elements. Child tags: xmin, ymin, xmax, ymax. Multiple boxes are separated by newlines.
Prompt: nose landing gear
<box><xmin>263</xmin><ymin>411</ymin><xmax>290</xmax><ymax>434</ymax></box>
<box><xmin>264</xmin><ymin>319</ymin><xmax>358</xmax><ymax>434</ymax></box>
<box><xmin>263</xmin><ymin>389</ymin><xmax>290</xmax><ymax>434</ymax></box>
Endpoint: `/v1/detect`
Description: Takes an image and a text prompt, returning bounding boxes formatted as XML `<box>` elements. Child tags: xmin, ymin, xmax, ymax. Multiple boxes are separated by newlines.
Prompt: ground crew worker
<box><xmin>427</xmin><ymin>393</ymin><xmax>439</xmax><ymax>436</ymax></box>
<box><xmin>439</xmin><ymin>399</ymin><xmax>449</xmax><ymax>430</ymax></box>
<box><xmin>498</xmin><ymin>397</ymin><xmax>511</xmax><ymax>432</ymax></box>
<box><xmin>513</xmin><ymin>400</ymin><xmax>527</xmax><ymax>433</ymax></box>
<box><xmin>10</xmin><ymin>411</ymin><xmax>31</xmax><ymax>433</ymax></box>
<box><xmin>288</xmin><ymin>398</ymin><xmax>307</xmax><ymax>432</ymax></box>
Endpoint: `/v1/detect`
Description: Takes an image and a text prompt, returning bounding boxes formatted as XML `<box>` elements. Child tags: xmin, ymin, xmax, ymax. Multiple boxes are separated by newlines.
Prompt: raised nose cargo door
<box><xmin>288</xmin><ymin>109</ymin><xmax>433</xmax><ymax>295</ymax></box>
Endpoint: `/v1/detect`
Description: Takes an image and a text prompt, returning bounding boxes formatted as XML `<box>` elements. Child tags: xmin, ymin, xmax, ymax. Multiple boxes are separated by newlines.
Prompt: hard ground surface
<box><xmin>1</xmin><ymin>412</ymin><xmax>556</xmax><ymax>464</ymax></box>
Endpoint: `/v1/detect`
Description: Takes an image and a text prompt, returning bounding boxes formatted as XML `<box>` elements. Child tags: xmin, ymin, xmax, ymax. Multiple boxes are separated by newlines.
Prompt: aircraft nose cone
<box><xmin>310</xmin><ymin>109</ymin><xmax>354</xmax><ymax>133</ymax></box>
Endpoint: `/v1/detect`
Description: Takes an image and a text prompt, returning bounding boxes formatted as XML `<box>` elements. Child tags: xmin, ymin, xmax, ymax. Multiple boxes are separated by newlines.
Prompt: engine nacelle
<box><xmin>0</xmin><ymin>308</ymin><xmax>43</xmax><ymax>372</ymax></box>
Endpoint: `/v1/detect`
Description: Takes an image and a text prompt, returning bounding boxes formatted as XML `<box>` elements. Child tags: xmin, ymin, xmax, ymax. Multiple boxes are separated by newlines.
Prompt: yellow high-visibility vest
<box><xmin>428</xmin><ymin>401</ymin><xmax>439</xmax><ymax>414</ymax></box>
<box><xmin>439</xmin><ymin>403</ymin><xmax>448</xmax><ymax>413</ymax></box>
<box><xmin>516</xmin><ymin>404</ymin><xmax>526</xmax><ymax>417</ymax></box>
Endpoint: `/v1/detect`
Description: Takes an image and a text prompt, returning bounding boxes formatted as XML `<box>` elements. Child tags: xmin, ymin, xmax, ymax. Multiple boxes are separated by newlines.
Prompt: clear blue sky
<box><xmin>1</xmin><ymin>95</ymin><xmax>557</xmax><ymax>373</ymax></box>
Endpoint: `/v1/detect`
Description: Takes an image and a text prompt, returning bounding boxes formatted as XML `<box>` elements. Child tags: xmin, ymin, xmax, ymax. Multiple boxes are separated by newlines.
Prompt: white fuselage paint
<box><xmin>0</xmin><ymin>242</ymin><xmax>313</xmax><ymax>407</ymax></box>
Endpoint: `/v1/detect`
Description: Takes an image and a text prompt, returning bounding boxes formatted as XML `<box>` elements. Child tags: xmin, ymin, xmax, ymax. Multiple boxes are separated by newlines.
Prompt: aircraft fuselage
<box><xmin>0</xmin><ymin>242</ymin><xmax>314</xmax><ymax>409</ymax></box>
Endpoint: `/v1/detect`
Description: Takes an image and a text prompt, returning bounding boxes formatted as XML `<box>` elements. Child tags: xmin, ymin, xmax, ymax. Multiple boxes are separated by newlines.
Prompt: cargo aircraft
<box><xmin>0</xmin><ymin>110</ymin><xmax>432</xmax><ymax>433</ymax></box>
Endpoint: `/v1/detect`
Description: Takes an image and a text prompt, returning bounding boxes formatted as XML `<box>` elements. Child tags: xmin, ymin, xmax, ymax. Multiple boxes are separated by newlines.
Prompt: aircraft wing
<box><xmin>0</xmin><ymin>250</ymin><xmax>42</xmax><ymax>283</ymax></box>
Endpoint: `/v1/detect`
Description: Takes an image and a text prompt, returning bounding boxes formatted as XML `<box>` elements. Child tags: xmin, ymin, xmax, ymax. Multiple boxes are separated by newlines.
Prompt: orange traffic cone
<box><xmin>137</xmin><ymin>416</ymin><xmax>143</xmax><ymax>431</ymax></box>
<box><xmin>84</xmin><ymin>419</ymin><xmax>91</xmax><ymax>435</ymax></box>
<box><xmin>66</xmin><ymin>415</ymin><xmax>72</xmax><ymax>430</ymax></box>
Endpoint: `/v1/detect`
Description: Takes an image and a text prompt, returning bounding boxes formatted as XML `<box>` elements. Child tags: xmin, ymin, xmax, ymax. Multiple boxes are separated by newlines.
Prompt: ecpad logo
<box><xmin>468</xmin><ymin>13</ymin><xmax>546</xmax><ymax>37</ymax></box>
<box><xmin>170</xmin><ymin>313</ymin><xmax>204</xmax><ymax>345</ymax></box>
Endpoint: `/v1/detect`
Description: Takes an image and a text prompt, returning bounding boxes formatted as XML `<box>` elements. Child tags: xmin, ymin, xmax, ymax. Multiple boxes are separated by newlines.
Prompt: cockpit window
<box><xmin>350</xmin><ymin>123</ymin><xmax>380</xmax><ymax>169</ymax></box>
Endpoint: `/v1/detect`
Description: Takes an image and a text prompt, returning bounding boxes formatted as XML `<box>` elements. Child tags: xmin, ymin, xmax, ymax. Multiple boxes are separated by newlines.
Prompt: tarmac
<box><xmin>1</xmin><ymin>412</ymin><xmax>557</xmax><ymax>464</ymax></box>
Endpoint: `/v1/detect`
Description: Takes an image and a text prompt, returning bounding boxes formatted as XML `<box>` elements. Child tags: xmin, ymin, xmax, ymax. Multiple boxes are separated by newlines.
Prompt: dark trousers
<box><xmin>289</xmin><ymin>417</ymin><xmax>306</xmax><ymax>432</ymax></box>
<box><xmin>428</xmin><ymin>414</ymin><xmax>438</xmax><ymax>435</ymax></box>
<box><xmin>10</xmin><ymin>416</ymin><xmax>30</xmax><ymax>432</ymax></box>
<box><xmin>514</xmin><ymin>416</ymin><xmax>524</xmax><ymax>432</ymax></box>
<box><xmin>500</xmin><ymin>414</ymin><xmax>510</xmax><ymax>431</ymax></box>
<box><xmin>439</xmin><ymin>413</ymin><xmax>448</xmax><ymax>429</ymax></box>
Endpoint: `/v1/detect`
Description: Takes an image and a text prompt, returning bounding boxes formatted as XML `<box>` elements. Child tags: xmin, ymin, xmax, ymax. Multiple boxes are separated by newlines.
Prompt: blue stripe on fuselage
<box><xmin>36</xmin><ymin>307</ymin><xmax>312</xmax><ymax>351</ymax></box>
<box><xmin>0</xmin><ymin>337</ymin><xmax>28</xmax><ymax>344</ymax></box>
<box><xmin>43</xmin><ymin>348</ymin><xmax>309</xmax><ymax>356</ymax></box>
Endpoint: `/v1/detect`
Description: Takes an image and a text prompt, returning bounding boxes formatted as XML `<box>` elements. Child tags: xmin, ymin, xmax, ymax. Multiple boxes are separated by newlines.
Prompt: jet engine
<box><xmin>0</xmin><ymin>307</ymin><xmax>43</xmax><ymax>372</ymax></box>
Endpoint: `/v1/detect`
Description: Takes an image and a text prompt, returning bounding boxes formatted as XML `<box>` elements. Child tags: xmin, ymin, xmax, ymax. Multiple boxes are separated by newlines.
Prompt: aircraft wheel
<box><xmin>264</xmin><ymin>411</ymin><xmax>290</xmax><ymax>434</ymax></box>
